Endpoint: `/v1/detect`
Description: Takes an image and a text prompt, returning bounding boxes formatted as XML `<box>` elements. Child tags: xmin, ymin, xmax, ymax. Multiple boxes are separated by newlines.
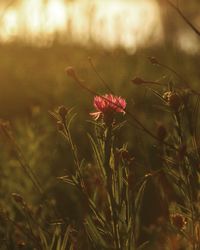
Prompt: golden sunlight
<box><xmin>0</xmin><ymin>0</ymin><xmax>162</xmax><ymax>52</ymax></box>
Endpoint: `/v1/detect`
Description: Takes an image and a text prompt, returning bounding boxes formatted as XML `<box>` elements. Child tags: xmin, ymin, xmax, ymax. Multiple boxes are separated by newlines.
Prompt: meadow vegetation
<box><xmin>0</xmin><ymin>41</ymin><xmax>199</xmax><ymax>249</ymax></box>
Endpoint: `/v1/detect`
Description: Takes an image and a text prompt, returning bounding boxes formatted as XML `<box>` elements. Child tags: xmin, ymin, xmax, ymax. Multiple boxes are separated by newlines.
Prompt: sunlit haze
<box><xmin>0</xmin><ymin>0</ymin><xmax>162</xmax><ymax>52</ymax></box>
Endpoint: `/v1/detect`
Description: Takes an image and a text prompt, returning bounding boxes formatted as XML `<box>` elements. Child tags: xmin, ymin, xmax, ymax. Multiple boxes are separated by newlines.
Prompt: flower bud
<box><xmin>132</xmin><ymin>77</ymin><xmax>146</xmax><ymax>85</ymax></box>
<box><xmin>58</xmin><ymin>105</ymin><xmax>68</xmax><ymax>120</ymax></box>
<box><xmin>12</xmin><ymin>193</ymin><xmax>25</xmax><ymax>205</ymax></box>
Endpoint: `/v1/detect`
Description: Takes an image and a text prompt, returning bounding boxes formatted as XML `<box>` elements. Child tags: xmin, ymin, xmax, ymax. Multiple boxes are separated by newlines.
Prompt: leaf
<box><xmin>137</xmin><ymin>241</ymin><xmax>150</xmax><ymax>250</ymax></box>
<box><xmin>134</xmin><ymin>178</ymin><xmax>148</xmax><ymax>240</ymax></box>
<box><xmin>84</xmin><ymin>216</ymin><xmax>108</xmax><ymax>248</ymax></box>
<box><xmin>87</xmin><ymin>133</ymin><xmax>105</xmax><ymax>177</ymax></box>
<box><xmin>38</xmin><ymin>229</ymin><xmax>49</xmax><ymax>250</ymax></box>
<box><xmin>61</xmin><ymin>226</ymin><xmax>72</xmax><ymax>250</ymax></box>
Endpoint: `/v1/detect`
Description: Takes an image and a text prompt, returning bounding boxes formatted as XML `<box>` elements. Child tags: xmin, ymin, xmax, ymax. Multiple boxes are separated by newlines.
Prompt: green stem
<box><xmin>174</xmin><ymin>111</ymin><xmax>183</xmax><ymax>145</ymax></box>
<box><xmin>104</xmin><ymin>125</ymin><xmax>120</xmax><ymax>250</ymax></box>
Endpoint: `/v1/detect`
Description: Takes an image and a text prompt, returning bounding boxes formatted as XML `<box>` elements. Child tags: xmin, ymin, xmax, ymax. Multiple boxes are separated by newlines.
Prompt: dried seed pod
<box><xmin>163</xmin><ymin>91</ymin><xmax>182</xmax><ymax>111</ymax></box>
<box><xmin>171</xmin><ymin>213</ymin><xmax>187</xmax><ymax>230</ymax></box>
<box><xmin>58</xmin><ymin>105</ymin><xmax>68</xmax><ymax>120</ymax></box>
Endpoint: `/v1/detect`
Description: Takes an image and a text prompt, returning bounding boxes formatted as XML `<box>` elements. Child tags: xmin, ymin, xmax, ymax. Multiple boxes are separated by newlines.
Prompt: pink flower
<box><xmin>90</xmin><ymin>94</ymin><xmax>126</xmax><ymax>121</ymax></box>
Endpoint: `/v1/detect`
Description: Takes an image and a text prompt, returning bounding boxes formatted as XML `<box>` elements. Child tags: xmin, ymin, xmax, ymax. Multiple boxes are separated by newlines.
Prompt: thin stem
<box><xmin>88</xmin><ymin>57</ymin><xmax>114</xmax><ymax>94</ymax></box>
<box><xmin>62</xmin><ymin>119</ymin><xmax>85</xmax><ymax>191</ymax></box>
<box><xmin>165</xmin><ymin>0</ymin><xmax>200</xmax><ymax>37</ymax></box>
<box><xmin>104</xmin><ymin>125</ymin><xmax>120</xmax><ymax>249</ymax></box>
<box><xmin>174</xmin><ymin>110</ymin><xmax>196</xmax><ymax>249</ymax></box>
<box><xmin>157</xmin><ymin>62</ymin><xmax>189</xmax><ymax>88</ymax></box>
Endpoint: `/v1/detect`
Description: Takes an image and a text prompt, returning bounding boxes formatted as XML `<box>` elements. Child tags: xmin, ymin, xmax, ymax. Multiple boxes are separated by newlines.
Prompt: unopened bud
<box><xmin>58</xmin><ymin>105</ymin><xmax>68</xmax><ymax>119</ymax></box>
<box><xmin>12</xmin><ymin>193</ymin><xmax>24</xmax><ymax>205</ymax></box>
<box><xmin>132</xmin><ymin>77</ymin><xmax>146</xmax><ymax>85</ymax></box>
<box><xmin>65</xmin><ymin>66</ymin><xmax>76</xmax><ymax>78</ymax></box>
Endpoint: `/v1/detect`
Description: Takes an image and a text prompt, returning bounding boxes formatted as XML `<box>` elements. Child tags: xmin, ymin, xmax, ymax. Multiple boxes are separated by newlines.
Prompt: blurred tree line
<box><xmin>1</xmin><ymin>0</ymin><xmax>199</xmax><ymax>42</ymax></box>
<box><xmin>156</xmin><ymin>0</ymin><xmax>200</xmax><ymax>43</ymax></box>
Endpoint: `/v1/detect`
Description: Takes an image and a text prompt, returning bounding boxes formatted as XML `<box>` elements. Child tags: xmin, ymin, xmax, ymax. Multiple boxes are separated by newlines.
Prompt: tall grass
<box><xmin>0</xmin><ymin>43</ymin><xmax>199</xmax><ymax>249</ymax></box>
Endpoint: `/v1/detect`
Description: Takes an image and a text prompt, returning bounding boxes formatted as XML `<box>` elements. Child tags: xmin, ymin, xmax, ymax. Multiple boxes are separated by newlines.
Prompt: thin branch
<box><xmin>88</xmin><ymin>57</ymin><xmax>114</xmax><ymax>94</ymax></box>
<box><xmin>165</xmin><ymin>0</ymin><xmax>200</xmax><ymax>37</ymax></box>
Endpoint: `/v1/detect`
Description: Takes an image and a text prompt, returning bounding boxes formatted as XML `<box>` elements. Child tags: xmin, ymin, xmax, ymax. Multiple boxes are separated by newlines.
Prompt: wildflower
<box><xmin>90</xmin><ymin>94</ymin><xmax>126</xmax><ymax>123</ymax></box>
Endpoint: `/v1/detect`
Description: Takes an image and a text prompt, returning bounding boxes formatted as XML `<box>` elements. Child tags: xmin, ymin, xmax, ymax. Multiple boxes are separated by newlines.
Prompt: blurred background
<box><xmin>0</xmin><ymin>0</ymin><xmax>199</xmax><ymax>117</ymax></box>
<box><xmin>0</xmin><ymin>0</ymin><xmax>199</xmax><ymax>216</ymax></box>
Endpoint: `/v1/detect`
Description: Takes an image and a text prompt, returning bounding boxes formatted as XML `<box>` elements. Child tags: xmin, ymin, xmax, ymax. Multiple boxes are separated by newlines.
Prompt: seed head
<box><xmin>171</xmin><ymin>213</ymin><xmax>187</xmax><ymax>230</ymax></box>
<box><xmin>163</xmin><ymin>91</ymin><xmax>182</xmax><ymax>111</ymax></box>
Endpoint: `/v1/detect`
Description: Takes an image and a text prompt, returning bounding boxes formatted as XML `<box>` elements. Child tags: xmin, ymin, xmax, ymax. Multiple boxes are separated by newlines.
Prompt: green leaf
<box><xmin>84</xmin><ymin>216</ymin><xmax>109</xmax><ymax>249</ymax></box>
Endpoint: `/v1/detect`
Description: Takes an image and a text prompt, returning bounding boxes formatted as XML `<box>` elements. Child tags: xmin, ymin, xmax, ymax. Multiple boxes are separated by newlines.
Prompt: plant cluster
<box><xmin>0</xmin><ymin>58</ymin><xmax>199</xmax><ymax>250</ymax></box>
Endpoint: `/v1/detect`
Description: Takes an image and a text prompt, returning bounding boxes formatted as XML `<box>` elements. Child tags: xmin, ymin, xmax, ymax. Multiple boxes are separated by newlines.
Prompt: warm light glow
<box><xmin>45</xmin><ymin>0</ymin><xmax>67</xmax><ymax>33</ymax></box>
<box><xmin>177</xmin><ymin>30</ymin><xmax>200</xmax><ymax>54</ymax></box>
<box><xmin>0</xmin><ymin>9</ymin><xmax>18</xmax><ymax>40</ymax></box>
<box><xmin>0</xmin><ymin>0</ymin><xmax>163</xmax><ymax>52</ymax></box>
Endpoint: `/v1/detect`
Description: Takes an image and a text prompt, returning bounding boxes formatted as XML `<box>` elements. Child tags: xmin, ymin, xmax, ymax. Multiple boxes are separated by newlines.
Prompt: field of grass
<box><xmin>0</xmin><ymin>41</ymin><xmax>199</xmax><ymax>249</ymax></box>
